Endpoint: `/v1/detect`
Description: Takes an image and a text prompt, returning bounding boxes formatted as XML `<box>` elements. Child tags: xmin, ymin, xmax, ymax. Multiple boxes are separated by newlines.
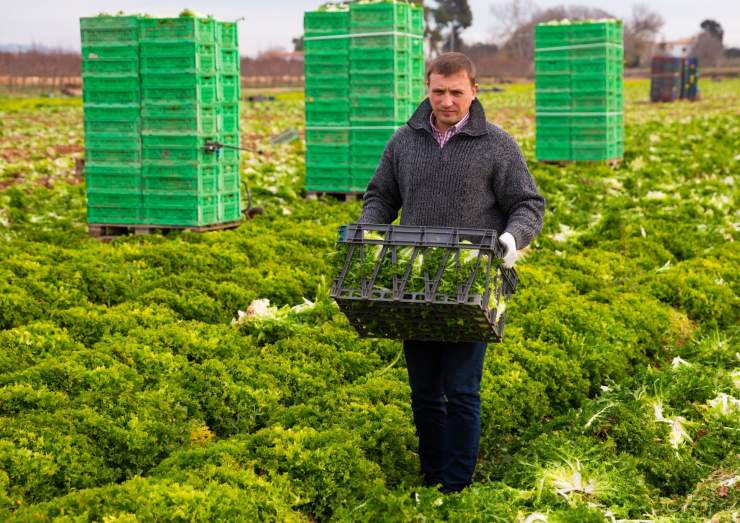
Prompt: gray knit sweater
<box><xmin>359</xmin><ymin>98</ymin><xmax>545</xmax><ymax>248</ymax></box>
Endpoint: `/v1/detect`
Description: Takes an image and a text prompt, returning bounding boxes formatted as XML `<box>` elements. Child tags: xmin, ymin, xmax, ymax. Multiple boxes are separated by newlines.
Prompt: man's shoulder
<box><xmin>484</xmin><ymin>121</ymin><xmax>517</xmax><ymax>145</ymax></box>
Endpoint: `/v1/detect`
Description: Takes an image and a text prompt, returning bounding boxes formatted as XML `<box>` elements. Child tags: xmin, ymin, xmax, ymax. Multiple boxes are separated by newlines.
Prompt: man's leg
<box><xmin>403</xmin><ymin>339</ymin><xmax>446</xmax><ymax>485</ymax></box>
<box><xmin>440</xmin><ymin>341</ymin><xmax>487</xmax><ymax>492</ymax></box>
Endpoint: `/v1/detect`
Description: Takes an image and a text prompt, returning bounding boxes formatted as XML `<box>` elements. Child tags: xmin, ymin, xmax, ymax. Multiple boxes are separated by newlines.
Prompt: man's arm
<box><xmin>491</xmin><ymin>132</ymin><xmax>546</xmax><ymax>249</ymax></box>
<box><xmin>359</xmin><ymin>139</ymin><xmax>402</xmax><ymax>224</ymax></box>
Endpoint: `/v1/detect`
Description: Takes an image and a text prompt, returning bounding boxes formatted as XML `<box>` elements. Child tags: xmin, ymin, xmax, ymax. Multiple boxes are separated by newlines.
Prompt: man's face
<box><xmin>427</xmin><ymin>70</ymin><xmax>477</xmax><ymax>131</ymax></box>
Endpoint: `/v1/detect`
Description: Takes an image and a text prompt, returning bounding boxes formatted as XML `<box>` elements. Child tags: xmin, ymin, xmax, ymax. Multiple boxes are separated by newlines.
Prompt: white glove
<box><xmin>499</xmin><ymin>232</ymin><xmax>517</xmax><ymax>268</ymax></box>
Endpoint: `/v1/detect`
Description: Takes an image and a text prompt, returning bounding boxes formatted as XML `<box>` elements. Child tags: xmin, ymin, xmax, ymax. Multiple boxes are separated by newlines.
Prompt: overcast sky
<box><xmin>1</xmin><ymin>0</ymin><xmax>737</xmax><ymax>55</ymax></box>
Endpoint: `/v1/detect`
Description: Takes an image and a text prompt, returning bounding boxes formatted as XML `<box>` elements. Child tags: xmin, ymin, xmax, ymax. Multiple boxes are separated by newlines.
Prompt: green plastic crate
<box><xmin>410</xmin><ymin>5</ymin><xmax>425</xmax><ymax>35</ymax></box>
<box><xmin>305</xmin><ymin>128</ymin><xmax>350</xmax><ymax>144</ymax></box>
<box><xmin>350</xmin><ymin>71</ymin><xmax>410</xmax><ymax>97</ymax></box>
<box><xmin>142</xmin><ymin>173</ymin><xmax>219</xmax><ymax>194</ymax></box>
<box><xmin>84</xmin><ymin>105</ymin><xmax>141</xmax><ymax>133</ymax></box>
<box><xmin>535</xmin><ymin>142</ymin><xmax>572</xmax><ymax>161</ymax></box>
<box><xmin>220</xmin><ymin>48</ymin><xmax>240</xmax><ymax>74</ymax></box>
<box><xmin>86</xmin><ymin>148</ymin><xmax>141</xmax><ymax>165</ymax></box>
<box><xmin>535</xmin><ymin>91</ymin><xmax>571</xmax><ymax>111</ymax></box>
<box><xmin>219</xmin><ymin>74</ymin><xmax>241</xmax><ymax>102</ymax></box>
<box><xmin>220</xmin><ymin>162</ymin><xmax>241</xmax><ymax>192</ymax></box>
<box><xmin>142</xmin><ymin>147</ymin><xmax>219</xmax><ymax>164</ymax></box>
<box><xmin>535</xmin><ymin>58</ymin><xmax>571</xmax><ymax>75</ymax></box>
<box><xmin>218</xmin><ymin>191</ymin><xmax>242</xmax><ymax>222</ymax></box>
<box><xmin>83</xmin><ymin>89</ymin><xmax>140</xmax><ymax>105</ymax></box>
<box><xmin>216</xmin><ymin>21</ymin><xmax>238</xmax><ymax>48</ymax></box>
<box><xmin>143</xmin><ymin>203</ymin><xmax>219</xmax><ymax>227</ymax></box>
<box><xmin>82</xmin><ymin>58</ymin><xmax>139</xmax><ymax>75</ymax></box>
<box><xmin>304</xmin><ymin>9</ymin><xmax>349</xmax><ymax>38</ymax></box>
<box><xmin>350</xmin><ymin>48</ymin><xmax>408</xmax><ymax>74</ymax></box>
<box><xmin>80</xmin><ymin>16</ymin><xmax>139</xmax><ymax>44</ymax></box>
<box><xmin>570</xmin><ymin>58</ymin><xmax>622</xmax><ymax>76</ymax></box>
<box><xmin>534</xmin><ymin>23</ymin><xmax>571</xmax><ymax>48</ymax></box>
<box><xmin>535</xmin><ymin>114</ymin><xmax>572</xmax><ymax>135</ymax></box>
<box><xmin>350</xmin><ymin>128</ymin><xmax>394</xmax><ymax>147</ymax></box>
<box><xmin>141</xmin><ymin>132</ymin><xmax>216</xmax><ymax>147</ymax></box>
<box><xmin>87</xmin><ymin>188</ymin><xmax>141</xmax><ymax>207</ymax></box>
<box><xmin>350</xmin><ymin>33</ymin><xmax>410</xmax><ymax>50</ymax></box>
<box><xmin>535</xmin><ymin>73</ymin><xmax>570</xmax><ymax>91</ymax></box>
<box><xmin>82</xmin><ymin>43</ymin><xmax>138</xmax><ymax>60</ymax></box>
<box><xmin>572</xmin><ymin>140</ymin><xmax>623</xmax><ymax>160</ymax></box>
<box><xmin>141</xmin><ymin>103</ymin><xmax>219</xmax><ymax>134</ymax></box>
<box><xmin>139</xmin><ymin>17</ymin><xmax>215</xmax><ymax>43</ymax></box>
<box><xmin>570</xmin><ymin>45</ymin><xmax>624</xmax><ymax>60</ymax></box>
<box><xmin>140</xmin><ymin>42</ymin><xmax>216</xmax><ymax>73</ymax></box>
<box><xmin>143</xmin><ymin>190</ymin><xmax>218</xmax><ymax>209</ymax></box>
<box><xmin>83</xmin><ymin>74</ymin><xmax>139</xmax><ymax>91</ymax></box>
<box><xmin>85</xmin><ymin>163</ymin><xmax>141</xmax><ymax>191</ymax></box>
<box><xmin>305</xmin><ymin>51</ymin><xmax>349</xmax><ymax>68</ymax></box>
<box><xmin>87</xmin><ymin>205</ymin><xmax>142</xmax><ymax>224</ymax></box>
<box><xmin>218</xmin><ymin>132</ymin><xmax>240</xmax><ymax>164</ymax></box>
<box><xmin>142</xmin><ymin>162</ymin><xmax>219</xmax><ymax>179</ymax></box>
<box><xmin>86</xmin><ymin>172</ymin><xmax>141</xmax><ymax>191</ymax></box>
<box><xmin>221</xmin><ymin>103</ymin><xmax>240</xmax><ymax>133</ymax></box>
<box><xmin>306</xmin><ymin>84</ymin><xmax>350</xmax><ymax>100</ymax></box>
<box><xmin>349</xmin><ymin>2</ymin><xmax>410</xmax><ymax>34</ymax></box>
<box><xmin>304</xmin><ymin>38</ymin><xmax>350</xmax><ymax>54</ymax></box>
<box><xmin>570</xmin><ymin>73</ymin><xmax>622</xmax><ymax>94</ymax></box>
<box><xmin>571</xmin><ymin>92</ymin><xmax>623</xmax><ymax>112</ymax></box>
<box><xmin>305</xmin><ymin>168</ymin><xmax>351</xmax><ymax>192</ymax></box>
<box><xmin>570</xmin><ymin>21</ymin><xmax>622</xmax><ymax>45</ymax></box>
<box><xmin>86</xmin><ymin>133</ymin><xmax>141</xmax><ymax>149</ymax></box>
<box><xmin>305</xmin><ymin>98</ymin><xmax>350</xmax><ymax>126</ymax></box>
<box><xmin>142</xmin><ymin>77</ymin><xmax>218</xmax><ymax>104</ymax></box>
<box><xmin>306</xmin><ymin>143</ymin><xmax>349</xmax><ymax>165</ymax></box>
<box><xmin>350</xmin><ymin>97</ymin><xmax>411</xmax><ymax>124</ymax></box>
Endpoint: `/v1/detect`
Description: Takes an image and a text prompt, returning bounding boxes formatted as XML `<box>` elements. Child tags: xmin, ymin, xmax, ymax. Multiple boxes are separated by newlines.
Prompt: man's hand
<box><xmin>499</xmin><ymin>232</ymin><xmax>517</xmax><ymax>268</ymax></box>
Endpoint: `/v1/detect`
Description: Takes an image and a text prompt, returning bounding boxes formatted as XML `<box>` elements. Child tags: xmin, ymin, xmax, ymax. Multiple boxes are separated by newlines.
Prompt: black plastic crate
<box><xmin>330</xmin><ymin>224</ymin><xmax>518</xmax><ymax>342</ymax></box>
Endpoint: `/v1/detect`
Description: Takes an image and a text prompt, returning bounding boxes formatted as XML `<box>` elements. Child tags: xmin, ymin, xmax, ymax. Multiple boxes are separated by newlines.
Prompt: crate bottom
<box><xmin>334</xmin><ymin>296</ymin><xmax>507</xmax><ymax>343</ymax></box>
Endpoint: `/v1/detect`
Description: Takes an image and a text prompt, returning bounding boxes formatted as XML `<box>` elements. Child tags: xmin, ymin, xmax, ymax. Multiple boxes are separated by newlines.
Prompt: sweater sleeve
<box><xmin>490</xmin><ymin>130</ymin><xmax>546</xmax><ymax>248</ymax></box>
<box><xmin>359</xmin><ymin>138</ymin><xmax>402</xmax><ymax>225</ymax></box>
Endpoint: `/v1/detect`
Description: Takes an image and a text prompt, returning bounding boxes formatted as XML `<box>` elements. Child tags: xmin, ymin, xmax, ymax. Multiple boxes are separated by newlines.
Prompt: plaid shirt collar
<box><xmin>430</xmin><ymin>111</ymin><xmax>470</xmax><ymax>148</ymax></box>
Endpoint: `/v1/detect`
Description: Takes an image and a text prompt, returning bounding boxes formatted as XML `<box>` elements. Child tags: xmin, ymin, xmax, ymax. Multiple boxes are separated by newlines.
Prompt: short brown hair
<box><xmin>426</xmin><ymin>52</ymin><xmax>477</xmax><ymax>87</ymax></box>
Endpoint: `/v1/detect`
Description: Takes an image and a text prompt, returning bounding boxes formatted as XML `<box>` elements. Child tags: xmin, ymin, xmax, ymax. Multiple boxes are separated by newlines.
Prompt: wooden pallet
<box><xmin>88</xmin><ymin>220</ymin><xmax>242</xmax><ymax>241</ymax></box>
<box><xmin>305</xmin><ymin>191</ymin><xmax>363</xmax><ymax>202</ymax></box>
<box><xmin>540</xmin><ymin>159</ymin><xmax>622</xmax><ymax>168</ymax></box>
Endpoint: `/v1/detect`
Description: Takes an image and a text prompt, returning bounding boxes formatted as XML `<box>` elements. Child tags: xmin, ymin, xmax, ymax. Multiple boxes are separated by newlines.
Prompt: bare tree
<box><xmin>692</xmin><ymin>30</ymin><xmax>723</xmax><ymax>67</ymax></box>
<box><xmin>497</xmin><ymin>5</ymin><xmax>614</xmax><ymax>61</ymax></box>
<box><xmin>624</xmin><ymin>3</ymin><xmax>664</xmax><ymax>67</ymax></box>
<box><xmin>490</xmin><ymin>0</ymin><xmax>539</xmax><ymax>46</ymax></box>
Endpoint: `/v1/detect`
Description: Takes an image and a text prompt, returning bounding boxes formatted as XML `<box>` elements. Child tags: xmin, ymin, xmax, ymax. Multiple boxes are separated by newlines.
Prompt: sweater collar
<box><xmin>408</xmin><ymin>98</ymin><xmax>488</xmax><ymax>137</ymax></box>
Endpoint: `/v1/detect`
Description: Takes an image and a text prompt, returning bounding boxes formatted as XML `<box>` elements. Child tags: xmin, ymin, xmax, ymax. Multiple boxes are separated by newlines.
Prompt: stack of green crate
<box><xmin>304</xmin><ymin>5</ymin><xmax>351</xmax><ymax>192</ymax></box>
<box><xmin>303</xmin><ymin>1</ymin><xmax>424</xmax><ymax>194</ymax></box>
<box><xmin>81</xmin><ymin>14</ymin><xmax>241</xmax><ymax>229</ymax></box>
<box><xmin>535</xmin><ymin>19</ymin><xmax>624</xmax><ymax>161</ymax></box>
<box><xmin>139</xmin><ymin>16</ymin><xmax>241</xmax><ymax>226</ymax></box>
<box><xmin>216</xmin><ymin>21</ymin><xmax>243</xmax><ymax>222</ymax></box>
<box><xmin>81</xmin><ymin>16</ymin><xmax>143</xmax><ymax>224</ymax></box>
<box><xmin>348</xmin><ymin>1</ymin><xmax>424</xmax><ymax>191</ymax></box>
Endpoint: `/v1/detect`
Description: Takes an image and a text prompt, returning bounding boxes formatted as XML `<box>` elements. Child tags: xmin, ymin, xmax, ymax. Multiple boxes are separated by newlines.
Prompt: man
<box><xmin>358</xmin><ymin>53</ymin><xmax>545</xmax><ymax>493</ymax></box>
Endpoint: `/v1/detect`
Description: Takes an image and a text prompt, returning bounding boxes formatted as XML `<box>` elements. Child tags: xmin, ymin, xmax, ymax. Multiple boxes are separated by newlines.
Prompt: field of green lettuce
<box><xmin>0</xmin><ymin>78</ymin><xmax>738</xmax><ymax>521</ymax></box>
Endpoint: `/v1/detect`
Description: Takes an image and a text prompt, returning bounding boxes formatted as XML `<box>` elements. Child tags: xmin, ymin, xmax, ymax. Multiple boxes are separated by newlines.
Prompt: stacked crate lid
<box><xmin>304</xmin><ymin>4</ymin><xmax>351</xmax><ymax>192</ymax></box>
<box><xmin>349</xmin><ymin>1</ymin><xmax>424</xmax><ymax>191</ymax></box>
<box><xmin>535</xmin><ymin>19</ymin><xmax>624</xmax><ymax>162</ymax></box>
<box><xmin>303</xmin><ymin>1</ymin><xmax>425</xmax><ymax>194</ymax></box>
<box><xmin>80</xmin><ymin>16</ymin><xmax>143</xmax><ymax>224</ymax></box>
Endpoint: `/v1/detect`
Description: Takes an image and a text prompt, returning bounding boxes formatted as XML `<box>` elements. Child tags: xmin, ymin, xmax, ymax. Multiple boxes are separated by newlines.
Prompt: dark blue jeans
<box><xmin>403</xmin><ymin>339</ymin><xmax>487</xmax><ymax>492</ymax></box>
